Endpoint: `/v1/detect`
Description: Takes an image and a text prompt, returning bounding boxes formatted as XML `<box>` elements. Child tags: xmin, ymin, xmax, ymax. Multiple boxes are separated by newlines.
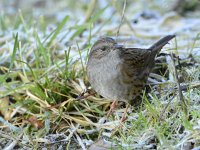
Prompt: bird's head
<box><xmin>89</xmin><ymin>37</ymin><xmax>122</xmax><ymax>59</ymax></box>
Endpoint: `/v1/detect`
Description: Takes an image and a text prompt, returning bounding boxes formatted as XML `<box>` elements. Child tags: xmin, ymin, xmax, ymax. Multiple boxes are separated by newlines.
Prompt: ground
<box><xmin>0</xmin><ymin>0</ymin><xmax>200</xmax><ymax>149</ymax></box>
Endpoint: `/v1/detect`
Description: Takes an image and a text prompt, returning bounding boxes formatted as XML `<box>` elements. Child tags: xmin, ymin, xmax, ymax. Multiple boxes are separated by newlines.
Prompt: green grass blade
<box><xmin>10</xmin><ymin>33</ymin><xmax>19</xmax><ymax>71</ymax></box>
<box><xmin>35</xmin><ymin>32</ymin><xmax>51</xmax><ymax>67</ymax></box>
<box><xmin>0</xmin><ymin>33</ymin><xmax>19</xmax><ymax>84</ymax></box>
<box><xmin>46</xmin><ymin>15</ymin><xmax>70</xmax><ymax>47</ymax></box>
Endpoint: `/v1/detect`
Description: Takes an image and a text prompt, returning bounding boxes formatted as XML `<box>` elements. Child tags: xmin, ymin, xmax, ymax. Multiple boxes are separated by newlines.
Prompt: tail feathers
<box><xmin>149</xmin><ymin>35</ymin><xmax>175</xmax><ymax>53</ymax></box>
<box><xmin>146</xmin><ymin>35</ymin><xmax>175</xmax><ymax>68</ymax></box>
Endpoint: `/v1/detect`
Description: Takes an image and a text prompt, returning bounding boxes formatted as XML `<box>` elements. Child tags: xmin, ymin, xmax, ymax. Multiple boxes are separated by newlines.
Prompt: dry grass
<box><xmin>0</xmin><ymin>0</ymin><xmax>200</xmax><ymax>149</ymax></box>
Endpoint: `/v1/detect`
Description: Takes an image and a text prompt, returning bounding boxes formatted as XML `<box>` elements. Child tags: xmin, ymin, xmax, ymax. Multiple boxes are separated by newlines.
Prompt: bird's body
<box><xmin>87</xmin><ymin>35</ymin><xmax>175</xmax><ymax>105</ymax></box>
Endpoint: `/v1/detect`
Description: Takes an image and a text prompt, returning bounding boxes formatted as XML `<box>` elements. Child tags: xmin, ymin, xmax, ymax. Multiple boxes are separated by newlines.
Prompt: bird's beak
<box><xmin>114</xmin><ymin>44</ymin><xmax>123</xmax><ymax>49</ymax></box>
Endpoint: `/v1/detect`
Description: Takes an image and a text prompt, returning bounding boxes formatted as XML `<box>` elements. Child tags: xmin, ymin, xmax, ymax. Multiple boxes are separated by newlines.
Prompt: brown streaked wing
<box><xmin>119</xmin><ymin>48</ymin><xmax>152</xmax><ymax>68</ymax></box>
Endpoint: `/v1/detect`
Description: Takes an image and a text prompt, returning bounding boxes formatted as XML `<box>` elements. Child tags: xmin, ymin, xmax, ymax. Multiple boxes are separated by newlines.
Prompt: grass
<box><xmin>1</xmin><ymin>0</ymin><xmax>200</xmax><ymax>149</ymax></box>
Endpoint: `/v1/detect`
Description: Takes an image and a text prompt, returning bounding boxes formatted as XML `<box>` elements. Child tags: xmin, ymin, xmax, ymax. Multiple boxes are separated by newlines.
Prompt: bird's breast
<box><xmin>87</xmin><ymin>51</ymin><xmax>125</xmax><ymax>100</ymax></box>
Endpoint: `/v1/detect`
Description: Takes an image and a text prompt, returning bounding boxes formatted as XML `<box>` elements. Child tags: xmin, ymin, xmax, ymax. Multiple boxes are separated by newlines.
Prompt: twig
<box><xmin>116</xmin><ymin>0</ymin><xmax>127</xmax><ymax>36</ymax></box>
<box><xmin>3</xmin><ymin>141</ymin><xmax>17</xmax><ymax>150</ymax></box>
<box><xmin>180</xmin><ymin>82</ymin><xmax>200</xmax><ymax>91</ymax></box>
<box><xmin>113</xmin><ymin>0</ymin><xmax>136</xmax><ymax>35</ymax></box>
<box><xmin>84</xmin><ymin>0</ymin><xmax>97</xmax><ymax>23</ymax></box>
<box><xmin>170</xmin><ymin>53</ymin><xmax>188</xmax><ymax>115</ymax></box>
<box><xmin>159</xmin><ymin>95</ymin><xmax>175</xmax><ymax>121</ymax></box>
<box><xmin>1</xmin><ymin>132</ymin><xmax>24</xmax><ymax>150</ymax></box>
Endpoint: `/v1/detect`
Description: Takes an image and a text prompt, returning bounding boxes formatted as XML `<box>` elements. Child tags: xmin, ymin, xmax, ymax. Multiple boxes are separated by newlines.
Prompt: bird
<box><xmin>86</xmin><ymin>35</ymin><xmax>175</xmax><ymax>119</ymax></box>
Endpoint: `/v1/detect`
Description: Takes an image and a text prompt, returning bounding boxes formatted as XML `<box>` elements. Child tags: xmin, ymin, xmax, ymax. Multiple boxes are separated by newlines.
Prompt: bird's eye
<box><xmin>101</xmin><ymin>46</ymin><xmax>106</xmax><ymax>51</ymax></box>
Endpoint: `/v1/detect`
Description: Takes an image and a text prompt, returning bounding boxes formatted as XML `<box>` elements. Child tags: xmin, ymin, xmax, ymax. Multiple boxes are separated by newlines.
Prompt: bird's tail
<box><xmin>146</xmin><ymin>35</ymin><xmax>175</xmax><ymax>68</ymax></box>
<box><xmin>149</xmin><ymin>35</ymin><xmax>175</xmax><ymax>54</ymax></box>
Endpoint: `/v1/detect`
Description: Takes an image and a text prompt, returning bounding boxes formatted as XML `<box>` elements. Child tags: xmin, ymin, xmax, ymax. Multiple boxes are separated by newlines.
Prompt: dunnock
<box><xmin>87</xmin><ymin>35</ymin><xmax>175</xmax><ymax>108</ymax></box>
